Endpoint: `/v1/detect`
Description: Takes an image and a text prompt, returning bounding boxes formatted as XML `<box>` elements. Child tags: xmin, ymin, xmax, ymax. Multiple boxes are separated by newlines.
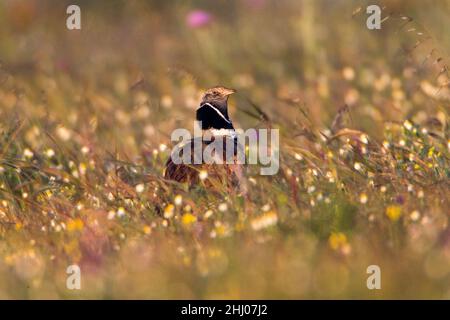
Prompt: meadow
<box><xmin>0</xmin><ymin>0</ymin><xmax>449</xmax><ymax>299</ymax></box>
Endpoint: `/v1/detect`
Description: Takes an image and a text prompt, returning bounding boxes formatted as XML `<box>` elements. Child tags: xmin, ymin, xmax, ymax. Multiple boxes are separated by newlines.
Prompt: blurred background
<box><xmin>0</xmin><ymin>0</ymin><xmax>449</xmax><ymax>299</ymax></box>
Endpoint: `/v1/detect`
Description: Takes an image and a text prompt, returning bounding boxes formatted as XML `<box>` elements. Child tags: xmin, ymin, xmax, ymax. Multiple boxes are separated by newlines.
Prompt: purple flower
<box><xmin>395</xmin><ymin>195</ymin><xmax>405</xmax><ymax>205</ymax></box>
<box><xmin>186</xmin><ymin>10</ymin><xmax>212</xmax><ymax>28</ymax></box>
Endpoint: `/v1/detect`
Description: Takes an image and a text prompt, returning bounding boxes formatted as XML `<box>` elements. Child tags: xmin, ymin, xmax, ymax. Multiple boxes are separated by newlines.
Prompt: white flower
<box><xmin>45</xmin><ymin>148</ymin><xmax>55</xmax><ymax>158</ymax></box>
<box><xmin>354</xmin><ymin>162</ymin><xmax>362</xmax><ymax>171</ymax></box>
<box><xmin>218</xmin><ymin>203</ymin><xmax>228</xmax><ymax>212</ymax></box>
<box><xmin>174</xmin><ymin>195</ymin><xmax>183</xmax><ymax>206</ymax></box>
<box><xmin>23</xmin><ymin>148</ymin><xmax>34</xmax><ymax>159</ymax></box>
<box><xmin>199</xmin><ymin>170</ymin><xmax>208</xmax><ymax>181</ymax></box>
<box><xmin>135</xmin><ymin>183</ymin><xmax>145</xmax><ymax>193</ymax></box>
<box><xmin>204</xmin><ymin>210</ymin><xmax>213</xmax><ymax>219</ymax></box>
<box><xmin>410</xmin><ymin>210</ymin><xmax>420</xmax><ymax>221</ymax></box>
<box><xmin>403</xmin><ymin>120</ymin><xmax>413</xmax><ymax>131</ymax></box>
<box><xmin>159</xmin><ymin>144</ymin><xmax>167</xmax><ymax>152</ymax></box>
<box><xmin>107</xmin><ymin>210</ymin><xmax>115</xmax><ymax>220</ymax></box>
<box><xmin>117</xmin><ymin>207</ymin><xmax>126</xmax><ymax>217</ymax></box>
<box><xmin>56</xmin><ymin>126</ymin><xmax>72</xmax><ymax>141</ymax></box>
<box><xmin>360</xmin><ymin>134</ymin><xmax>369</xmax><ymax>144</ymax></box>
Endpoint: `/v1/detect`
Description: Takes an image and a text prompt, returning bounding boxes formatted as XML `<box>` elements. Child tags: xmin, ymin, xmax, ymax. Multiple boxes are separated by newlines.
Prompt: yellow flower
<box><xmin>67</xmin><ymin>218</ymin><xmax>84</xmax><ymax>232</ymax></box>
<box><xmin>328</xmin><ymin>232</ymin><xmax>347</xmax><ymax>250</ymax></box>
<box><xmin>164</xmin><ymin>204</ymin><xmax>175</xmax><ymax>219</ymax></box>
<box><xmin>386</xmin><ymin>205</ymin><xmax>402</xmax><ymax>222</ymax></box>
<box><xmin>143</xmin><ymin>225</ymin><xmax>152</xmax><ymax>235</ymax></box>
<box><xmin>359</xmin><ymin>193</ymin><xmax>368</xmax><ymax>204</ymax></box>
<box><xmin>182</xmin><ymin>213</ymin><xmax>197</xmax><ymax>226</ymax></box>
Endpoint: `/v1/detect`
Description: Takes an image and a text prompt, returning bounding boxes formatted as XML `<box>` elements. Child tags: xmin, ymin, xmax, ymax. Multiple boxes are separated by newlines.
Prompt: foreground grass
<box><xmin>0</xmin><ymin>0</ymin><xmax>449</xmax><ymax>298</ymax></box>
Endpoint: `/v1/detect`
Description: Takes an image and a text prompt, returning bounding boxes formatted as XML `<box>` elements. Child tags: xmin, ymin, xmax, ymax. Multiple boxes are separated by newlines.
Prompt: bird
<box><xmin>164</xmin><ymin>86</ymin><xmax>246</xmax><ymax>193</ymax></box>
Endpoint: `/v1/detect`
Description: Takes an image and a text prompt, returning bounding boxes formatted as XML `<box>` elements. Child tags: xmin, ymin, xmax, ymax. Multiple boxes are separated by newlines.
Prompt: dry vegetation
<box><xmin>0</xmin><ymin>0</ymin><xmax>449</xmax><ymax>298</ymax></box>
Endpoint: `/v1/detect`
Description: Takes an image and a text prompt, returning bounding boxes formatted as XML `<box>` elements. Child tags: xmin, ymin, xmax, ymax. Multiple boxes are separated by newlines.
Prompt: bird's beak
<box><xmin>224</xmin><ymin>88</ymin><xmax>236</xmax><ymax>96</ymax></box>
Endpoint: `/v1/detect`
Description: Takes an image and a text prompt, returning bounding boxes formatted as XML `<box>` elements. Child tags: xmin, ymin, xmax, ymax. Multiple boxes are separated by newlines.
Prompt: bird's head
<box><xmin>201</xmin><ymin>86</ymin><xmax>236</xmax><ymax>105</ymax></box>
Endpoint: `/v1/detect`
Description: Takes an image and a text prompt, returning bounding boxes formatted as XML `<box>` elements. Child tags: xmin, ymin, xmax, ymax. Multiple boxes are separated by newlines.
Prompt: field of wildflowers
<box><xmin>0</xmin><ymin>0</ymin><xmax>449</xmax><ymax>299</ymax></box>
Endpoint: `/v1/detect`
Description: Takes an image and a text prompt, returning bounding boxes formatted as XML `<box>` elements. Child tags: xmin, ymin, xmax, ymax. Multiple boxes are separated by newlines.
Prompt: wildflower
<box><xmin>67</xmin><ymin>218</ymin><xmax>84</xmax><ymax>232</ymax></box>
<box><xmin>417</xmin><ymin>190</ymin><xmax>424</xmax><ymax>198</ymax></box>
<box><xmin>174</xmin><ymin>195</ymin><xmax>183</xmax><ymax>206</ymax></box>
<box><xmin>342</xmin><ymin>67</ymin><xmax>355</xmax><ymax>81</ymax></box>
<box><xmin>159</xmin><ymin>144</ymin><xmax>167</xmax><ymax>152</ymax></box>
<box><xmin>386</xmin><ymin>205</ymin><xmax>402</xmax><ymax>222</ymax></box>
<box><xmin>186</xmin><ymin>10</ymin><xmax>212</xmax><ymax>28</ymax></box>
<box><xmin>160</xmin><ymin>95</ymin><xmax>173</xmax><ymax>108</ymax></box>
<box><xmin>204</xmin><ymin>210</ymin><xmax>213</xmax><ymax>219</ymax></box>
<box><xmin>261</xmin><ymin>204</ymin><xmax>270</xmax><ymax>212</ymax></box>
<box><xmin>135</xmin><ymin>183</ymin><xmax>145</xmax><ymax>193</ymax></box>
<box><xmin>403</xmin><ymin>120</ymin><xmax>413</xmax><ymax>131</ymax></box>
<box><xmin>360</xmin><ymin>134</ymin><xmax>369</xmax><ymax>144</ymax></box>
<box><xmin>199</xmin><ymin>170</ymin><xmax>208</xmax><ymax>181</ymax></box>
<box><xmin>117</xmin><ymin>207</ymin><xmax>126</xmax><ymax>217</ymax></box>
<box><xmin>325</xmin><ymin>171</ymin><xmax>335</xmax><ymax>183</ymax></box>
<box><xmin>79</xmin><ymin>163</ymin><xmax>87</xmax><ymax>175</ymax></box>
<box><xmin>328</xmin><ymin>232</ymin><xmax>348</xmax><ymax>250</ymax></box>
<box><xmin>81</xmin><ymin>146</ymin><xmax>89</xmax><ymax>154</ymax></box>
<box><xmin>410</xmin><ymin>210</ymin><xmax>420</xmax><ymax>221</ymax></box>
<box><xmin>382</xmin><ymin>141</ymin><xmax>390</xmax><ymax>149</ymax></box>
<box><xmin>182</xmin><ymin>213</ymin><xmax>197</xmax><ymax>226</ymax></box>
<box><xmin>251</xmin><ymin>211</ymin><xmax>278</xmax><ymax>231</ymax></box>
<box><xmin>164</xmin><ymin>204</ymin><xmax>175</xmax><ymax>219</ymax></box>
<box><xmin>45</xmin><ymin>148</ymin><xmax>55</xmax><ymax>158</ymax></box>
<box><xmin>359</xmin><ymin>193</ymin><xmax>368</xmax><ymax>204</ymax></box>
<box><xmin>380</xmin><ymin>186</ymin><xmax>387</xmax><ymax>193</ymax></box>
<box><xmin>399</xmin><ymin>139</ymin><xmax>406</xmax><ymax>147</ymax></box>
<box><xmin>354</xmin><ymin>162</ymin><xmax>363</xmax><ymax>171</ymax></box>
<box><xmin>294</xmin><ymin>153</ymin><xmax>303</xmax><ymax>160</ymax></box>
<box><xmin>143</xmin><ymin>225</ymin><xmax>152</xmax><ymax>235</ymax></box>
<box><xmin>23</xmin><ymin>148</ymin><xmax>34</xmax><ymax>159</ymax></box>
<box><xmin>56</xmin><ymin>126</ymin><xmax>72</xmax><ymax>141</ymax></box>
<box><xmin>218</xmin><ymin>203</ymin><xmax>228</xmax><ymax>212</ymax></box>
<box><xmin>108</xmin><ymin>210</ymin><xmax>116</xmax><ymax>221</ymax></box>
<box><xmin>15</xmin><ymin>222</ymin><xmax>23</xmax><ymax>231</ymax></box>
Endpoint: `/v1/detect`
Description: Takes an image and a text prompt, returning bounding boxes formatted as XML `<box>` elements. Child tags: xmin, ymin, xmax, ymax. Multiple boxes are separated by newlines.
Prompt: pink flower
<box><xmin>186</xmin><ymin>10</ymin><xmax>212</xmax><ymax>28</ymax></box>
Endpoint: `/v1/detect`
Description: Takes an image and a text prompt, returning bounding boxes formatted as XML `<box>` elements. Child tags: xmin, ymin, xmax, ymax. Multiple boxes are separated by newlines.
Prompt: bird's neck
<box><xmin>207</xmin><ymin>128</ymin><xmax>236</xmax><ymax>137</ymax></box>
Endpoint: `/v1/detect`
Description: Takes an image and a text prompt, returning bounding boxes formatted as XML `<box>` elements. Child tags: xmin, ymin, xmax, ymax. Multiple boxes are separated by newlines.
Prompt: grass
<box><xmin>0</xmin><ymin>0</ymin><xmax>449</xmax><ymax>299</ymax></box>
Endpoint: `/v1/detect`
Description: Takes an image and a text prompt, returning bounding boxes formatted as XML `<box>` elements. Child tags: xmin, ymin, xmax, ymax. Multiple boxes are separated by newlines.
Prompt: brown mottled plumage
<box><xmin>164</xmin><ymin>86</ymin><xmax>246</xmax><ymax>193</ymax></box>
